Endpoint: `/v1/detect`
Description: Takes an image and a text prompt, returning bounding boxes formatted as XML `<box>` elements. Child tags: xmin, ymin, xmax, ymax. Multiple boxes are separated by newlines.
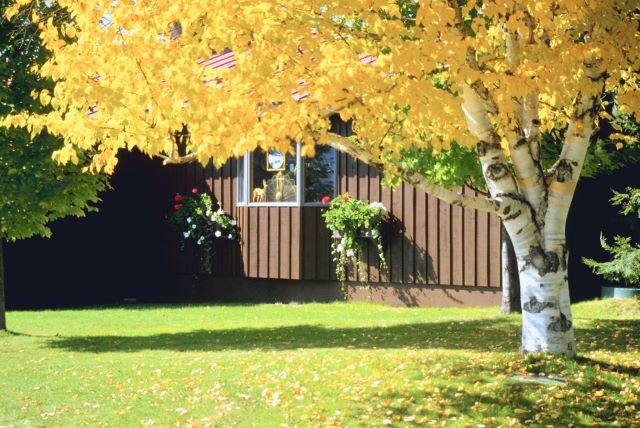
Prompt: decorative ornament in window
<box><xmin>251</xmin><ymin>149</ymin><xmax>297</xmax><ymax>203</ymax></box>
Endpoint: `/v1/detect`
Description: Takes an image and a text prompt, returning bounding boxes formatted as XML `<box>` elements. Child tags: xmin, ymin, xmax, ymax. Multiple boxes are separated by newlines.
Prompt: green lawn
<box><xmin>1</xmin><ymin>300</ymin><xmax>638</xmax><ymax>427</ymax></box>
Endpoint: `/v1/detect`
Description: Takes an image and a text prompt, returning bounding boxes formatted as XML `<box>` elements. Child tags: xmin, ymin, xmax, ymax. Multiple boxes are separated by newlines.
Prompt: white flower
<box><xmin>336</xmin><ymin>243</ymin><xmax>344</xmax><ymax>253</ymax></box>
<box><xmin>191</xmin><ymin>224</ymin><xmax>196</xmax><ymax>229</ymax></box>
<box><xmin>346</xmin><ymin>249</ymin><xmax>355</xmax><ymax>257</ymax></box>
<box><xmin>183</xmin><ymin>231</ymin><xmax>190</xmax><ymax>238</ymax></box>
<box><xmin>231</xmin><ymin>220</ymin><xmax>236</xmax><ymax>226</ymax></box>
<box><xmin>228</xmin><ymin>234</ymin><xmax>233</xmax><ymax>239</ymax></box>
<box><xmin>369</xmin><ymin>201</ymin><xmax>386</xmax><ymax>211</ymax></box>
<box><xmin>371</xmin><ymin>229</ymin><xmax>378</xmax><ymax>236</ymax></box>
<box><xmin>211</xmin><ymin>215</ymin><xmax>216</xmax><ymax>222</ymax></box>
<box><xmin>186</xmin><ymin>217</ymin><xmax>192</xmax><ymax>223</ymax></box>
<box><xmin>215</xmin><ymin>230</ymin><xmax>222</xmax><ymax>237</ymax></box>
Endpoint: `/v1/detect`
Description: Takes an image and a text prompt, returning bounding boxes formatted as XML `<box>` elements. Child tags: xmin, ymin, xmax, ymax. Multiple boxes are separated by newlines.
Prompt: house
<box><xmin>162</xmin><ymin>113</ymin><xmax>503</xmax><ymax>307</ymax></box>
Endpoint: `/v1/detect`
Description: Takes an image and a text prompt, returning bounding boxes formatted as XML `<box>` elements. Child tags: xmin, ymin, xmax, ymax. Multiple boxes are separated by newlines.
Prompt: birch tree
<box><xmin>3</xmin><ymin>0</ymin><xmax>640</xmax><ymax>355</ymax></box>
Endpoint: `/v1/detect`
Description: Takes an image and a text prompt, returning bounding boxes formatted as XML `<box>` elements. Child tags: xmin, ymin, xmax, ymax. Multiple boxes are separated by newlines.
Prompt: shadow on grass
<box><xmin>44</xmin><ymin>318</ymin><xmax>639</xmax><ymax>354</ymax></box>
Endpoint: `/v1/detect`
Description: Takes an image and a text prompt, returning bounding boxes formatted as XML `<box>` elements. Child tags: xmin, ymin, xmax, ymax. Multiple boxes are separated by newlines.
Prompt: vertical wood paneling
<box><xmin>358</xmin><ymin>162</ymin><xmax>370</xmax><ymax>282</ymax></box>
<box><xmin>451</xmin><ymin>192</ymin><xmax>464</xmax><ymax>286</ymax></box>
<box><xmin>380</xmin><ymin>185</ymin><xmax>392</xmax><ymax>283</ymax></box>
<box><xmin>390</xmin><ymin>185</ymin><xmax>403</xmax><ymax>283</ymax></box>
<box><xmin>414</xmin><ymin>191</ymin><xmax>427</xmax><ymax>284</ymax></box>
<box><xmin>403</xmin><ymin>184</ymin><xmax>415</xmax><ymax>284</ymax></box>
<box><xmin>368</xmin><ymin>169</ymin><xmax>381</xmax><ymax>283</ymax></box>
<box><xmin>302</xmin><ymin>207</ymin><xmax>317</xmax><ymax>280</ymax></box>
<box><xmin>249</xmin><ymin>207</ymin><xmax>258</xmax><ymax>277</ymax></box>
<box><xmin>427</xmin><ymin>195</ymin><xmax>439</xmax><ymax>285</ymax></box>
<box><xmin>439</xmin><ymin>198</ymin><xmax>451</xmax><ymax>285</ymax></box>
<box><xmin>258</xmin><ymin>208</ymin><xmax>269</xmax><ymax>278</ymax></box>
<box><xmin>489</xmin><ymin>214</ymin><xmax>502</xmax><ymax>288</ymax></box>
<box><xmin>463</xmin><ymin>188</ymin><xmax>477</xmax><ymax>286</ymax></box>
<box><xmin>280</xmin><ymin>208</ymin><xmax>291</xmax><ymax>279</ymax></box>
<box><xmin>239</xmin><ymin>207</ymin><xmax>249</xmax><ymax>276</ymax></box>
<box><xmin>316</xmin><ymin>209</ymin><xmax>332</xmax><ymax>281</ymax></box>
<box><xmin>290</xmin><ymin>208</ymin><xmax>301</xmax><ymax>280</ymax></box>
<box><xmin>269</xmin><ymin>207</ymin><xmax>280</xmax><ymax>279</ymax></box>
<box><xmin>476</xmin><ymin>211</ymin><xmax>489</xmax><ymax>287</ymax></box>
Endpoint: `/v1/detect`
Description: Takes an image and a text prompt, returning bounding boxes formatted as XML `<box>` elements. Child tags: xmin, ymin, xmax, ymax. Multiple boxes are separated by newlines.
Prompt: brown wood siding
<box><xmin>168</xmin><ymin>145</ymin><xmax>501</xmax><ymax>288</ymax></box>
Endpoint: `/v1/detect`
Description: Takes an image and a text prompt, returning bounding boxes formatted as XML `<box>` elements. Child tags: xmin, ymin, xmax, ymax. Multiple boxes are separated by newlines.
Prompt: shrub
<box><xmin>583</xmin><ymin>187</ymin><xmax>640</xmax><ymax>286</ymax></box>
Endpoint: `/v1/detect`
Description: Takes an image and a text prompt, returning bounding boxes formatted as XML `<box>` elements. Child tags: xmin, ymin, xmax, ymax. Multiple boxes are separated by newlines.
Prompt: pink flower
<box><xmin>174</xmin><ymin>194</ymin><xmax>183</xmax><ymax>202</ymax></box>
<box><xmin>174</xmin><ymin>204</ymin><xmax>182</xmax><ymax>211</ymax></box>
<box><xmin>342</xmin><ymin>195</ymin><xmax>350</xmax><ymax>202</ymax></box>
<box><xmin>321</xmin><ymin>196</ymin><xmax>331</xmax><ymax>205</ymax></box>
<box><xmin>191</xmin><ymin>188</ymin><xmax>198</xmax><ymax>194</ymax></box>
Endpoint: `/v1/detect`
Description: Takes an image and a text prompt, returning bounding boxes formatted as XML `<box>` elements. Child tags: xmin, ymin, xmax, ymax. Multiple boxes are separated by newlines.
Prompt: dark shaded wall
<box><xmin>5</xmin><ymin>151</ymin><xmax>189</xmax><ymax>309</ymax></box>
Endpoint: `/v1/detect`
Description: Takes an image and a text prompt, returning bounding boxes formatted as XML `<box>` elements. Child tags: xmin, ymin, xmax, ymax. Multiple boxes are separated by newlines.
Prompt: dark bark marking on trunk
<box><xmin>521</xmin><ymin>245</ymin><xmax>560</xmax><ymax>276</ymax></box>
<box><xmin>555</xmin><ymin>159</ymin><xmax>578</xmax><ymax>183</ymax></box>
<box><xmin>523</xmin><ymin>295</ymin><xmax>556</xmax><ymax>313</ymax></box>
<box><xmin>503</xmin><ymin>209</ymin><xmax>523</xmax><ymax>222</ymax></box>
<box><xmin>548</xmin><ymin>312</ymin><xmax>572</xmax><ymax>333</ymax></box>
<box><xmin>513</xmin><ymin>138</ymin><xmax>528</xmax><ymax>148</ymax></box>
<box><xmin>560</xmin><ymin>244</ymin><xmax>568</xmax><ymax>270</ymax></box>
<box><xmin>476</xmin><ymin>140</ymin><xmax>501</xmax><ymax>157</ymax></box>
<box><xmin>485</xmin><ymin>163</ymin><xmax>509</xmax><ymax>181</ymax></box>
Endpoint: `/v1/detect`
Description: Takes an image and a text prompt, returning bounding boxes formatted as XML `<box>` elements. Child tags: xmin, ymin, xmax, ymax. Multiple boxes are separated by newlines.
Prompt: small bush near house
<box><xmin>583</xmin><ymin>187</ymin><xmax>640</xmax><ymax>286</ymax></box>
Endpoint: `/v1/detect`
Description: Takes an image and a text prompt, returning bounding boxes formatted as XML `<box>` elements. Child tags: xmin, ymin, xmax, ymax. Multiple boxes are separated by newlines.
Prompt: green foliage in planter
<box><xmin>583</xmin><ymin>187</ymin><xmax>640</xmax><ymax>287</ymax></box>
<box><xmin>169</xmin><ymin>189</ymin><xmax>237</xmax><ymax>273</ymax></box>
<box><xmin>322</xmin><ymin>194</ymin><xmax>388</xmax><ymax>284</ymax></box>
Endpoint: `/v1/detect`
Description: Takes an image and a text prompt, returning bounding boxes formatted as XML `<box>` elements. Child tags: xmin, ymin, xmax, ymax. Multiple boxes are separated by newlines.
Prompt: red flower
<box><xmin>191</xmin><ymin>188</ymin><xmax>198</xmax><ymax>194</ymax></box>
<box><xmin>174</xmin><ymin>204</ymin><xmax>182</xmax><ymax>211</ymax></box>
<box><xmin>321</xmin><ymin>196</ymin><xmax>331</xmax><ymax>205</ymax></box>
<box><xmin>174</xmin><ymin>194</ymin><xmax>183</xmax><ymax>202</ymax></box>
<box><xmin>342</xmin><ymin>195</ymin><xmax>350</xmax><ymax>202</ymax></box>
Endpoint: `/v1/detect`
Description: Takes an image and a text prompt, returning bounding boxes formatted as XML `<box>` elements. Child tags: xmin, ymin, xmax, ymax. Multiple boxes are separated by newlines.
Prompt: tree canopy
<box><xmin>1</xmin><ymin>0</ymin><xmax>107</xmax><ymax>241</ymax></box>
<box><xmin>3</xmin><ymin>1</ymin><xmax>639</xmax><ymax>180</ymax></box>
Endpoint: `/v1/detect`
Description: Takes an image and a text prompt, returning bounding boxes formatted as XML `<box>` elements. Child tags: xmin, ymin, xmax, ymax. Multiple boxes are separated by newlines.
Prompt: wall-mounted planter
<box><xmin>601</xmin><ymin>286</ymin><xmax>640</xmax><ymax>299</ymax></box>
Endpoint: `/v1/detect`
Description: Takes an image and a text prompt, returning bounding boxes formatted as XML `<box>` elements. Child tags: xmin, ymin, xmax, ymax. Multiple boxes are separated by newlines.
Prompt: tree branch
<box><xmin>326</xmin><ymin>133</ymin><xmax>501</xmax><ymax>214</ymax></box>
<box><xmin>511</xmin><ymin>93</ymin><xmax>548</xmax><ymax>219</ymax></box>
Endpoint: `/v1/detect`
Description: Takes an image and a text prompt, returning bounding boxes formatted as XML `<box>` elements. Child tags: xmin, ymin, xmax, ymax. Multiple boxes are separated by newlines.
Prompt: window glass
<box><xmin>251</xmin><ymin>149</ymin><xmax>298</xmax><ymax>203</ymax></box>
<box><xmin>304</xmin><ymin>146</ymin><xmax>336</xmax><ymax>203</ymax></box>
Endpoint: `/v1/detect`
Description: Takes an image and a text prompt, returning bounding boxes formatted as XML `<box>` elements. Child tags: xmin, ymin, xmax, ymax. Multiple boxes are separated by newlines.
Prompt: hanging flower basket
<box><xmin>168</xmin><ymin>188</ymin><xmax>237</xmax><ymax>273</ymax></box>
<box><xmin>322</xmin><ymin>193</ymin><xmax>388</xmax><ymax>284</ymax></box>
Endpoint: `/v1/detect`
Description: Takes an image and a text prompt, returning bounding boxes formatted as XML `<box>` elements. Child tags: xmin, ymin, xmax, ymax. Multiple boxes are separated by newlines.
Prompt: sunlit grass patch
<box><xmin>0</xmin><ymin>300</ymin><xmax>638</xmax><ymax>427</ymax></box>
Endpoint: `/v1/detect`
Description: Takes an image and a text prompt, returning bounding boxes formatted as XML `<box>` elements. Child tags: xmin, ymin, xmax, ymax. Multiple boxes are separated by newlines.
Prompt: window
<box><xmin>237</xmin><ymin>145</ymin><xmax>336</xmax><ymax>206</ymax></box>
<box><xmin>304</xmin><ymin>145</ymin><xmax>336</xmax><ymax>204</ymax></box>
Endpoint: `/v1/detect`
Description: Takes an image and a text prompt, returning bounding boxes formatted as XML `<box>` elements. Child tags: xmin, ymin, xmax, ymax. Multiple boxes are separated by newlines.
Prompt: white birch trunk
<box><xmin>509</xmin><ymin>231</ymin><xmax>575</xmax><ymax>355</ymax></box>
<box><xmin>461</xmin><ymin>79</ymin><xmax>586</xmax><ymax>356</ymax></box>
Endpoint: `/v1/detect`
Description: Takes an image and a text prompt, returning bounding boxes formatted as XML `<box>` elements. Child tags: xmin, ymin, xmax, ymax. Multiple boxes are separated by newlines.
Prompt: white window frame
<box><xmin>236</xmin><ymin>144</ymin><xmax>337</xmax><ymax>207</ymax></box>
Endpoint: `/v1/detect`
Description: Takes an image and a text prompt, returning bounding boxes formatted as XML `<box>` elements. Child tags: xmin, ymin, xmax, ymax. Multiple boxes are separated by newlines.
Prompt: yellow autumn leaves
<box><xmin>2</xmin><ymin>0</ymin><xmax>639</xmax><ymax>173</ymax></box>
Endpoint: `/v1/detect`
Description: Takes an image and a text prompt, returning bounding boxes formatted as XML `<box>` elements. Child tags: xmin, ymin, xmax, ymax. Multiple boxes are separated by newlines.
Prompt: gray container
<box><xmin>601</xmin><ymin>286</ymin><xmax>640</xmax><ymax>299</ymax></box>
